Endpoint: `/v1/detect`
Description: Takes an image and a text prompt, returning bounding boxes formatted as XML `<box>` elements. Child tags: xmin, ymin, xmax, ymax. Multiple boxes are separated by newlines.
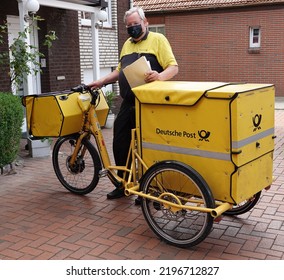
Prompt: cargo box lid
<box><xmin>205</xmin><ymin>83</ymin><xmax>274</xmax><ymax>99</ymax></box>
<box><xmin>133</xmin><ymin>81</ymin><xmax>229</xmax><ymax>106</ymax></box>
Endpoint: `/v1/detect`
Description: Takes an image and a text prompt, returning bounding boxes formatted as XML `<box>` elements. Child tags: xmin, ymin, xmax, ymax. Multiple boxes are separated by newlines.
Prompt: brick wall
<box><xmin>38</xmin><ymin>8</ymin><xmax>81</xmax><ymax>93</ymax></box>
<box><xmin>117</xmin><ymin>0</ymin><xmax>131</xmax><ymax>52</ymax></box>
<box><xmin>146</xmin><ymin>5</ymin><xmax>284</xmax><ymax>96</ymax></box>
<box><xmin>0</xmin><ymin>14</ymin><xmax>10</xmax><ymax>92</ymax></box>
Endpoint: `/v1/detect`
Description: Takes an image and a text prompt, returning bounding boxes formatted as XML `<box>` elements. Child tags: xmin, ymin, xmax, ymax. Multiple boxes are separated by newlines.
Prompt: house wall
<box><xmin>38</xmin><ymin>7</ymin><xmax>81</xmax><ymax>93</ymax></box>
<box><xmin>78</xmin><ymin>0</ymin><xmax>119</xmax><ymax>81</ymax></box>
<box><xmin>146</xmin><ymin>5</ymin><xmax>284</xmax><ymax>96</ymax></box>
<box><xmin>100</xmin><ymin>0</ymin><xmax>119</xmax><ymax>69</ymax></box>
<box><xmin>78</xmin><ymin>0</ymin><xmax>120</xmax><ymax>109</ymax></box>
<box><xmin>117</xmin><ymin>0</ymin><xmax>130</xmax><ymax>55</ymax></box>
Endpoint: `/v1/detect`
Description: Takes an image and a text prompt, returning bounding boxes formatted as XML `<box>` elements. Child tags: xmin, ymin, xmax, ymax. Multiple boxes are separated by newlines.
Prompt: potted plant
<box><xmin>104</xmin><ymin>90</ymin><xmax>116</xmax><ymax>129</ymax></box>
<box><xmin>27</xmin><ymin>137</ymin><xmax>53</xmax><ymax>157</ymax></box>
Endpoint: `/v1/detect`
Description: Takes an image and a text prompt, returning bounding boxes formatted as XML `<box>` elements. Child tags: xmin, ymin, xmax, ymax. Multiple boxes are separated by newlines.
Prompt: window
<box><xmin>81</xmin><ymin>11</ymin><xmax>91</xmax><ymax>26</ymax></box>
<box><xmin>250</xmin><ymin>27</ymin><xmax>261</xmax><ymax>48</ymax></box>
<box><xmin>148</xmin><ymin>25</ymin><xmax>165</xmax><ymax>35</ymax></box>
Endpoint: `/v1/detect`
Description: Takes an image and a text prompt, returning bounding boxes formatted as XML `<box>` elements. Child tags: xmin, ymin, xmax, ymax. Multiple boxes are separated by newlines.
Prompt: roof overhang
<box><xmin>57</xmin><ymin>0</ymin><xmax>108</xmax><ymax>8</ymax></box>
<box><xmin>37</xmin><ymin>0</ymin><xmax>108</xmax><ymax>12</ymax></box>
<box><xmin>134</xmin><ymin>0</ymin><xmax>284</xmax><ymax>13</ymax></box>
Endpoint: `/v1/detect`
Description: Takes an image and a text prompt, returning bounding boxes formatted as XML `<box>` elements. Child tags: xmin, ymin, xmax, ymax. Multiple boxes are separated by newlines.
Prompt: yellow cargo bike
<box><xmin>23</xmin><ymin>81</ymin><xmax>275</xmax><ymax>248</ymax></box>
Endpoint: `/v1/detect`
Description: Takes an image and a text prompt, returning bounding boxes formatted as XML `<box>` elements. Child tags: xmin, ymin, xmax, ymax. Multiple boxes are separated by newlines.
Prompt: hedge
<box><xmin>0</xmin><ymin>92</ymin><xmax>23</xmax><ymax>167</ymax></box>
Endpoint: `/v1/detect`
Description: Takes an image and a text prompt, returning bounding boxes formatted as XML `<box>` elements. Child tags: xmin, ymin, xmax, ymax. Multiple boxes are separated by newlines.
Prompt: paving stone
<box><xmin>0</xmin><ymin>111</ymin><xmax>283</xmax><ymax>259</ymax></box>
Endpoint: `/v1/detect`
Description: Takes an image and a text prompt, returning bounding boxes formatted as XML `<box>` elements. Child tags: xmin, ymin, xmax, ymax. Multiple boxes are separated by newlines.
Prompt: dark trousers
<box><xmin>112</xmin><ymin>100</ymin><xmax>136</xmax><ymax>178</ymax></box>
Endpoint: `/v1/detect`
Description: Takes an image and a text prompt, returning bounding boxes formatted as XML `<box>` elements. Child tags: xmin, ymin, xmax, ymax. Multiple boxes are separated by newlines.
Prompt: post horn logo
<box><xmin>252</xmin><ymin>114</ymin><xmax>262</xmax><ymax>131</ymax></box>
<box><xmin>198</xmin><ymin>130</ymin><xmax>210</xmax><ymax>141</ymax></box>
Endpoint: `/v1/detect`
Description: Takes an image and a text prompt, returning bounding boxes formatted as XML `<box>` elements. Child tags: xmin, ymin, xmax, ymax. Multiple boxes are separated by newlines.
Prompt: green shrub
<box><xmin>105</xmin><ymin>91</ymin><xmax>117</xmax><ymax>113</ymax></box>
<box><xmin>0</xmin><ymin>92</ymin><xmax>23</xmax><ymax>167</ymax></box>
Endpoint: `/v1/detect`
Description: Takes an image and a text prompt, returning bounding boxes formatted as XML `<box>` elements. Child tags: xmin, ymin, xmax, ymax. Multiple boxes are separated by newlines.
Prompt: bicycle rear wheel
<box><xmin>52</xmin><ymin>134</ymin><xmax>102</xmax><ymax>195</ymax></box>
<box><xmin>224</xmin><ymin>191</ymin><xmax>261</xmax><ymax>216</ymax></box>
<box><xmin>140</xmin><ymin>161</ymin><xmax>215</xmax><ymax>248</ymax></box>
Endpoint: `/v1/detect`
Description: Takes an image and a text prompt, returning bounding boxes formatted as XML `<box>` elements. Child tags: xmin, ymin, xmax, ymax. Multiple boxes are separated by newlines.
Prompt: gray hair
<box><xmin>124</xmin><ymin>6</ymin><xmax>146</xmax><ymax>23</ymax></box>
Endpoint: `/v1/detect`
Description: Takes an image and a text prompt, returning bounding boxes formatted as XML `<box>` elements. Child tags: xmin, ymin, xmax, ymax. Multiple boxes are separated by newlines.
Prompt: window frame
<box><xmin>249</xmin><ymin>26</ymin><xmax>261</xmax><ymax>48</ymax></box>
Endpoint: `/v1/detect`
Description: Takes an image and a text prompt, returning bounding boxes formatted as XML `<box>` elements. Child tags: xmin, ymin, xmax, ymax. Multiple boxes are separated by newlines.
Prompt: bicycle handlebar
<box><xmin>71</xmin><ymin>84</ymin><xmax>101</xmax><ymax>105</ymax></box>
<box><xmin>71</xmin><ymin>84</ymin><xmax>95</xmax><ymax>93</ymax></box>
<box><xmin>71</xmin><ymin>84</ymin><xmax>86</xmax><ymax>93</ymax></box>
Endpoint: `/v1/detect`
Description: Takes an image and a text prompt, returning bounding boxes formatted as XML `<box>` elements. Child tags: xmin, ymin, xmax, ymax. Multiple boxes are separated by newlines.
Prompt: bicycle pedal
<box><xmin>99</xmin><ymin>169</ymin><xmax>108</xmax><ymax>177</ymax></box>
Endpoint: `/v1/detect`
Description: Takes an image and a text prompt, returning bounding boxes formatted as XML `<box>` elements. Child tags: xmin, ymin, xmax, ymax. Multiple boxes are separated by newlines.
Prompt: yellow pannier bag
<box><xmin>23</xmin><ymin>90</ymin><xmax>109</xmax><ymax>137</ymax></box>
<box><xmin>133</xmin><ymin>81</ymin><xmax>275</xmax><ymax>204</ymax></box>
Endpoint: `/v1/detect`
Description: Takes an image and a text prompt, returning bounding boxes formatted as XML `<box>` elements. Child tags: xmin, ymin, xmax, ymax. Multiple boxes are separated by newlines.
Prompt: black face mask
<box><xmin>127</xmin><ymin>24</ymin><xmax>143</xmax><ymax>39</ymax></box>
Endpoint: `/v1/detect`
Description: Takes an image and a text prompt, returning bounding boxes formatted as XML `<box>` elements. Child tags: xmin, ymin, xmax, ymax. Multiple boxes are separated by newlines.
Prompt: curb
<box><xmin>0</xmin><ymin>157</ymin><xmax>24</xmax><ymax>176</ymax></box>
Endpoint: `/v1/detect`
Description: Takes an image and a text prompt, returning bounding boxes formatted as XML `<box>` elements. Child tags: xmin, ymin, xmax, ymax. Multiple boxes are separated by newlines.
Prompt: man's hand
<box><xmin>144</xmin><ymin>70</ymin><xmax>160</xmax><ymax>83</ymax></box>
<box><xmin>144</xmin><ymin>65</ymin><xmax>178</xmax><ymax>83</ymax></box>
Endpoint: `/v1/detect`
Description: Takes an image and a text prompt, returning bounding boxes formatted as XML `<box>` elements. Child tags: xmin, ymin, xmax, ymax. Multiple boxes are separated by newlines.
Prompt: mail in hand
<box><xmin>123</xmin><ymin>56</ymin><xmax>151</xmax><ymax>88</ymax></box>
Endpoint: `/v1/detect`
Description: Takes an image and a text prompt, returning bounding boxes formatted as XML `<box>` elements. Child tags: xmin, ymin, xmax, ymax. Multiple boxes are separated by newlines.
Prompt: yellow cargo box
<box><xmin>23</xmin><ymin>90</ymin><xmax>109</xmax><ymax>137</ymax></box>
<box><xmin>133</xmin><ymin>81</ymin><xmax>275</xmax><ymax>204</ymax></box>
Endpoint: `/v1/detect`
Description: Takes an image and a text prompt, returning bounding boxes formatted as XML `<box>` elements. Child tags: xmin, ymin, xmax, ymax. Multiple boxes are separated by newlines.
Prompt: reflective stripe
<box><xmin>232</xmin><ymin>128</ymin><xmax>274</xmax><ymax>149</ymax></box>
<box><xmin>142</xmin><ymin>142</ymin><xmax>231</xmax><ymax>161</ymax></box>
<box><xmin>142</xmin><ymin>127</ymin><xmax>274</xmax><ymax>161</ymax></box>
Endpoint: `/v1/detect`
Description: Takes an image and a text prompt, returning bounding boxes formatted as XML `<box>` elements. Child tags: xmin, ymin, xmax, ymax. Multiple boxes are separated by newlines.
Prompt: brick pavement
<box><xmin>0</xmin><ymin>110</ymin><xmax>283</xmax><ymax>260</ymax></box>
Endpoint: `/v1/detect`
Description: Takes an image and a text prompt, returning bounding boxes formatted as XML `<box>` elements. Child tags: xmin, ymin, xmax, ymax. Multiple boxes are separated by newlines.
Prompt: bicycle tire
<box><xmin>52</xmin><ymin>134</ymin><xmax>102</xmax><ymax>195</ymax></box>
<box><xmin>140</xmin><ymin>160</ymin><xmax>215</xmax><ymax>248</ymax></box>
<box><xmin>224</xmin><ymin>191</ymin><xmax>261</xmax><ymax>216</ymax></box>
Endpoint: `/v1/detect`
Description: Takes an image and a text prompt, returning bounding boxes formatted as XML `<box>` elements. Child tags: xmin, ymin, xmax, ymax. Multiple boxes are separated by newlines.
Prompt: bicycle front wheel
<box><xmin>52</xmin><ymin>134</ymin><xmax>102</xmax><ymax>195</ymax></box>
<box><xmin>140</xmin><ymin>161</ymin><xmax>215</xmax><ymax>248</ymax></box>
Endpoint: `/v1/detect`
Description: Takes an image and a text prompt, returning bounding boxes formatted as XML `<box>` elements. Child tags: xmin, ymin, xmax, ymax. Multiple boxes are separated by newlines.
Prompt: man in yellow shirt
<box><xmin>89</xmin><ymin>6</ymin><xmax>178</xmax><ymax>199</ymax></box>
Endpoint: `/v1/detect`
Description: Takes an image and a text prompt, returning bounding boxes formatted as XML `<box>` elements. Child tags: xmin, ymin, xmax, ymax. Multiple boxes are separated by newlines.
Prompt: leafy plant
<box><xmin>0</xmin><ymin>16</ymin><xmax>58</xmax><ymax>92</ymax></box>
<box><xmin>0</xmin><ymin>92</ymin><xmax>23</xmax><ymax>167</ymax></box>
<box><xmin>105</xmin><ymin>90</ymin><xmax>116</xmax><ymax>113</ymax></box>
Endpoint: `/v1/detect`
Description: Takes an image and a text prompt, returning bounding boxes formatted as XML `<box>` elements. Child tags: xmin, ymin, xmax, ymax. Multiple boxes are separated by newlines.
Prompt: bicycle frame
<box><xmin>68</xmin><ymin>89</ymin><xmax>146</xmax><ymax>189</ymax></box>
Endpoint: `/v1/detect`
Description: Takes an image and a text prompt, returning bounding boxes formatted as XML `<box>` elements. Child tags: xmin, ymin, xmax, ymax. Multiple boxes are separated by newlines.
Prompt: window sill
<box><xmin>248</xmin><ymin>48</ymin><xmax>260</xmax><ymax>54</ymax></box>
